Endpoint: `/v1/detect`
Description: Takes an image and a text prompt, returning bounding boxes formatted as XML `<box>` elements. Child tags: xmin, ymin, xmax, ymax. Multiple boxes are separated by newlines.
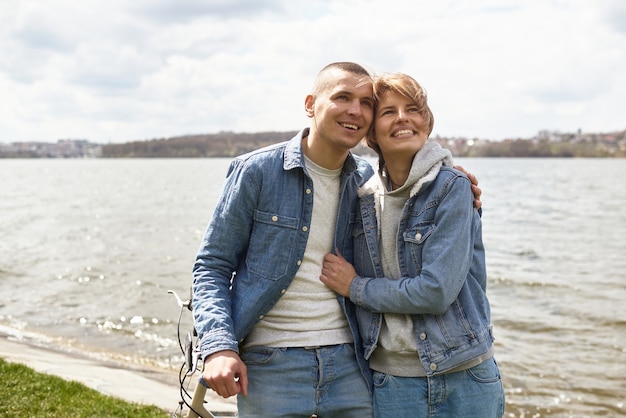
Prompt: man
<box><xmin>193</xmin><ymin>62</ymin><xmax>376</xmax><ymax>417</ymax></box>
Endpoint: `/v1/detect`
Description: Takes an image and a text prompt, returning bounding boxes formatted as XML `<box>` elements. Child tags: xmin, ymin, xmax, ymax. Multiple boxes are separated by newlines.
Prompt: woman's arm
<box><xmin>321</xmin><ymin>175</ymin><xmax>477</xmax><ymax>315</ymax></box>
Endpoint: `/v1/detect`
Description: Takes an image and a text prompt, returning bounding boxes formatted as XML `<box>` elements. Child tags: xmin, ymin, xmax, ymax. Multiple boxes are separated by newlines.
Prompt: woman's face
<box><xmin>373</xmin><ymin>90</ymin><xmax>429</xmax><ymax>159</ymax></box>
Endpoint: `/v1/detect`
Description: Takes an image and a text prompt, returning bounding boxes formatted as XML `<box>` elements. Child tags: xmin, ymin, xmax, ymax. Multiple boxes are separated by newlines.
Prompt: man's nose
<box><xmin>347</xmin><ymin>99</ymin><xmax>363</xmax><ymax>115</ymax></box>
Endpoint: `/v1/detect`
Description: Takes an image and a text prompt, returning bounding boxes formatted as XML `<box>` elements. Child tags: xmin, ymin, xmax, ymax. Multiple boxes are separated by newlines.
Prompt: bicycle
<box><xmin>168</xmin><ymin>289</ymin><xmax>237</xmax><ymax>418</ymax></box>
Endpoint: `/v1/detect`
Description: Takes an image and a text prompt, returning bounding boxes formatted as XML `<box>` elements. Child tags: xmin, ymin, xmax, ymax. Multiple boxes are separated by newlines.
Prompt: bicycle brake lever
<box><xmin>168</xmin><ymin>289</ymin><xmax>191</xmax><ymax>309</ymax></box>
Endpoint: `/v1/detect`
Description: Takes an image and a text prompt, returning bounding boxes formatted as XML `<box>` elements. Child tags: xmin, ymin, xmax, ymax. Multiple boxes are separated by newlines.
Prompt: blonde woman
<box><xmin>321</xmin><ymin>73</ymin><xmax>504</xmax><ymax>417</ymax></box>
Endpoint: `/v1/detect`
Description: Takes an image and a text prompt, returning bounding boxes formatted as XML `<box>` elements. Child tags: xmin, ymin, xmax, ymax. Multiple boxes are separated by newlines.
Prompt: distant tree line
<box><xmin>472</xmin><ymin>139</ymin><xmax>623</xmax><ymax>157</ymax></box>
<box><xmin>435</xmin><ymin>136</ymin><xmax>626</xmax><ymax>158</ymax></box>
<box><xmin>100</xmin><ymin>131</ymin><xmax>299</xmax><ymax>158</ymax></box>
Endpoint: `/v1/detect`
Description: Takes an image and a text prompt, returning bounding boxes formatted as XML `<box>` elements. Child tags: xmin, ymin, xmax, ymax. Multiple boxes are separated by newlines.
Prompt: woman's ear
<box><xmin>304</xmin><ymin>95</ymin><xmax>315</xmax><ymax>117</ymax></box>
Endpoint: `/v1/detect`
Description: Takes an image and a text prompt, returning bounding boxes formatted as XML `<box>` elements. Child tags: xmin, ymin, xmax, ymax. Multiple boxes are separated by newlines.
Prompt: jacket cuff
<box><xmin>350</xmin><ymin>275</ymin><xmax>370</xmax><ymax>307</ymax></box>
<box><xmin>199</xmin><ymin>332</ymin><xmax>240</xmax><ymax>361</ymax></box>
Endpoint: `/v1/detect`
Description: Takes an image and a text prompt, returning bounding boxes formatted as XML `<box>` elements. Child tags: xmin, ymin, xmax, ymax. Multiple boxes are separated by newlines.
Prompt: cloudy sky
<box><xmin>1</xmin><ymin>0</ymin><xmax>625</xmax><ymax>144</ymax></box>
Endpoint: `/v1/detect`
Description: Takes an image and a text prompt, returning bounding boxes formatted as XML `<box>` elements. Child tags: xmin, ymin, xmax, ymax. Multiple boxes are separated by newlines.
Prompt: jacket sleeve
<box><xmin>192</xmin><ymin>158</ymin><xmax>259</xmax><ymax>359</ymax></box>
<box><xmin>350</xmin><ymin>175</ymin><xmax>479</xmax><ymax>315</ymax></box>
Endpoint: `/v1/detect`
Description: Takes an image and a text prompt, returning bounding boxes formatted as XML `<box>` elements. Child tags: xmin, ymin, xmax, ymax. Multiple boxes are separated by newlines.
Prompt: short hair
<box><xmin>312</xmin><ymin>62</ymin><xmax>373</xmax><ymax>96</ymax></box>
<box><xmin>365</xmin><ymin>73</ymin><xmax>435</xmax><ymax>170</ymax></box>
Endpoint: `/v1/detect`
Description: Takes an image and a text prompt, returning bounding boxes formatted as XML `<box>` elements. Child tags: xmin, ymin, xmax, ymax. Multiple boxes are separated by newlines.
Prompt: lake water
<box><xmin>1</xmin><ymin>157</ymin><xmax>624</xmax><ymax>417</ymax></box>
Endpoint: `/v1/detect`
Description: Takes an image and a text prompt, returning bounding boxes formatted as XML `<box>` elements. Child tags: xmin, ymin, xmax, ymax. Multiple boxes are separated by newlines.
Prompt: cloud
<box><xmin>130</xmin><ymin>0</ymin><xmax>287</xmax><ymax>23</ymax></box>
<box><xmin>0</xmin><ymin>0</ymin><xmax>624</xmax><ymax>143</ymax></box>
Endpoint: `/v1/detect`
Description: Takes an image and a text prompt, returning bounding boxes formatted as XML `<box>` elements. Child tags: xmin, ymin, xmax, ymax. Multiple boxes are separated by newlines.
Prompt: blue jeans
<box><xmin>238</xmin><ymin>343</ymin><xmax>372</xmax><ymax>417</ymax></box>
<box><xmin>372</xmin><ymin>358</ymin><xmax>505</xmax><ymax>418</ymax></box>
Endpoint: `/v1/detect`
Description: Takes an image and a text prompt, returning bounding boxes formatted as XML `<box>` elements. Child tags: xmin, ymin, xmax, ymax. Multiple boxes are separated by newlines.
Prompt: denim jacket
<box><xmin>192</xmin><ymin>129</ymin><xmax>374</xmax><ymax>385</ymax></box>
<box><xmin>350</xmin><ymin>166</ymin><xmax>495</xmax><ymax>376</ymax></box>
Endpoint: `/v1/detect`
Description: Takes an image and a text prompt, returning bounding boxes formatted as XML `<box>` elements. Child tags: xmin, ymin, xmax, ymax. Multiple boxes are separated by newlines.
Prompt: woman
<box><xmin>320</xmin><ymin>73</ymin><xmax>505</xmax><ymax>417</ymax></box>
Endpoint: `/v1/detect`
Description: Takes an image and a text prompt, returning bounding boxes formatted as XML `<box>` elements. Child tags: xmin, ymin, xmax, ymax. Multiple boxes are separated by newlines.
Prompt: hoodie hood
<box><xmin>358</xmin><ymin>141</ymin><xmax>453</xmax><ymax>199</ymax></box>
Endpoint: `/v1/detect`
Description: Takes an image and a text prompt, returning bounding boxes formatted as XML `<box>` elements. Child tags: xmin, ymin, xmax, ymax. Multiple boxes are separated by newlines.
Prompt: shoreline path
<box><xmin>0</xmin><ymin>325</ymin><xmax>237</xmax><ymax>416</ymax></box>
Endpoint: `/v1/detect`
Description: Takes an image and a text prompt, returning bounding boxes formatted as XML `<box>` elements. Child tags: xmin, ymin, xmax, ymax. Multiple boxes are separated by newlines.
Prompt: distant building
<box><xmin>0</xmin><ymin>139</ymin><xmax>102</xmax><ymax>158</ymax></box>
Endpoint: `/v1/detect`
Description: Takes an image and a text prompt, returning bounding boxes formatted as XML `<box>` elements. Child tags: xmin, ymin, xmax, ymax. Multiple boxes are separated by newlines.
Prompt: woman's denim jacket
<box><xmin>350</xmin><ymin>166</ymin><xmax>495</xmax><ymax>376</ymax></box>
<box><xmin>192</xmin><ymin>129</ymin><xmax>374</xmax><ymax>387</ymax></box>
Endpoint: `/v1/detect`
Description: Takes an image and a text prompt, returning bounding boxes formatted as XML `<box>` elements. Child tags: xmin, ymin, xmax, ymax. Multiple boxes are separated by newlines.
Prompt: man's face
<box><xmin>306</xmin><ymin>69</ymin><xmax>374</xmax><ymax>152</ymax></box>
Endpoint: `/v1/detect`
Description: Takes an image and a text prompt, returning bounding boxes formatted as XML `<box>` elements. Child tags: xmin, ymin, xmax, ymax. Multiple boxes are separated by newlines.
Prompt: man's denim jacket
<box><xmin>350</xmin><ymin>166</ymin><xmax>495</xmax><ymax>376</ymax></box>
<box><xmin>192</xmin><ymin>129</ymin><xmax>374</xmax><ymax>387</ymax></box>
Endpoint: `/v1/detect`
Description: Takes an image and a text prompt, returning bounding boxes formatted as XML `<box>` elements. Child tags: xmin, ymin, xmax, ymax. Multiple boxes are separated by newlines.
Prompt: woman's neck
<box><xmin>384</xmin><ymin>154</ymin><xmax>413</xmax><ymax>189</ymax></box>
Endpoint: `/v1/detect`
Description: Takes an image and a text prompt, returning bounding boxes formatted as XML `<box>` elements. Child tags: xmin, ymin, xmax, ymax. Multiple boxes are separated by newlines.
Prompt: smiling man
<box><xmin>192</xmin><ymin>62</ymin><xmax>376</xmax><ymax>417</ymax></box>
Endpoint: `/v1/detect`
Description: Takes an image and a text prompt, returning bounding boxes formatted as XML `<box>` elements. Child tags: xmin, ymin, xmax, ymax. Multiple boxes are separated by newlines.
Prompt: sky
<box><xmin>1</xmin><ymin>0</ymin><xmax>625</xmax><ymax>144</ymax></box>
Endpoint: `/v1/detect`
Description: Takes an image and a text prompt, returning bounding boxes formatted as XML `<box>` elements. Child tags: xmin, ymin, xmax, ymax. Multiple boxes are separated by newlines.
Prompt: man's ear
<box><xmin>304</xmin><ymin>95</ymin><xmax>315</xmax><ymax>117</ymax></box>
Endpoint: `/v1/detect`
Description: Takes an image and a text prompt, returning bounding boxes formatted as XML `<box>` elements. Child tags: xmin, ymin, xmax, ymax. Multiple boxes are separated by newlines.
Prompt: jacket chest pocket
<box><xmin>403</xmin><ymin>222</ymin><xmax>435</xmax><ymax>270</ymax></box>
<box><xmin>247</xmin><ymin>210</ymin><xmax>299</xmax><ymax>280</ymax></box>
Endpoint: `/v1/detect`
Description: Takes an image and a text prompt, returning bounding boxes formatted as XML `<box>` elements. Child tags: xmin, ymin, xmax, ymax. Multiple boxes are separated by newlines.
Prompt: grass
<box><xmin>0</xmin><ymin>357</ymin><xmax>171</xmax><ymax>417</ymax></box>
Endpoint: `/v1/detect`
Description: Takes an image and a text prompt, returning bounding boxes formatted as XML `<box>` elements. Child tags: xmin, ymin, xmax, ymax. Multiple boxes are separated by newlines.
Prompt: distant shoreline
<box><xmin>2</xmin><ymin>128</ymin><xmax>625</xmax><ymax>158</ymax></box>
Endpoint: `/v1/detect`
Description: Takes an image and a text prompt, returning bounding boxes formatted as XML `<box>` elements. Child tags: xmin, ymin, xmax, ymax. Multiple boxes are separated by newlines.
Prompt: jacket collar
<box><xmin>284</xmin><ymin>128</ymin><xmax>357</xmax><ymax>174</ymax></box>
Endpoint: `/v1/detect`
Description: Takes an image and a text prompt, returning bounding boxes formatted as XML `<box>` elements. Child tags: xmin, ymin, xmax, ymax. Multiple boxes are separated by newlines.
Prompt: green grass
<box><xmin>0</xmin><ymin>357</ymin><xmax>170</xmax><ymax>417</ymax></box>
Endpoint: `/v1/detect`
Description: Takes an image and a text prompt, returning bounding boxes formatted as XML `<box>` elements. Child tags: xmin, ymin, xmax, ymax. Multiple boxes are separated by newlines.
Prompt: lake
<box><xmin>1</xmin><ymin>157</ymin><xmax>624</xmax><ymax>417</ymax></box>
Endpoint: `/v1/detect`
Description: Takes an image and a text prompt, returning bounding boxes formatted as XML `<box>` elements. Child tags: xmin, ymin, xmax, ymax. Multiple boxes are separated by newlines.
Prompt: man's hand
<box><xmin>200</xmin><ymin>350</ymin><xmax>248</xmax><ymax>398</ymax></box>
<box><xmin>454</xmin><ymin>165</ymin><xmax>482</xmax><ymax>209</ymax></box>
<box><xmin>320</xmin><ymin>252</ymin><xmax>357</xmax><ymax>297</ymax></box>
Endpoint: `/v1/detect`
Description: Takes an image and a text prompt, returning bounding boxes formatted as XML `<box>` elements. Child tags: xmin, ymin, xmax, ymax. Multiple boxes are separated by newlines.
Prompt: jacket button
<box><xmin>272</xmin><ymin>216</ymin><xmax>278</xmax><ymax>222</ymax></box>
<box><xmin>302</xmin><ymin>226</ymin><xmax>308</xmax><ymax>232</ymax></box>
<box><xmin>306</xmin><ymin>188</ymin><xmax>312</xmax><ymax>195</ymax></box>
<box><xmin>419</xmin><ymin>332</ymin><xmax>427</xmax><ymax>340</ymax></box>
<box><xmin>259</xmin><ymin>315</ymin><xmax>265</xmax><ymax>320</ymax></box>
<box><xmin>415</xmin><ymin>233</ymin><xmax>422</xmax><ymax>240</ymax></box>
<box><xmin>280</xmin><ymin>289</ymin><xmax>286</xmax><ymax>294</ymax></box>
<box><xmin>296</xmin><ymin>260</ymin><xmax>302</xmax><ymax>266</ymax></box>
<box><xmin>429</xmin><ymin>363</ymin><xmax>437</xmax><ymax>371</ymax></box>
